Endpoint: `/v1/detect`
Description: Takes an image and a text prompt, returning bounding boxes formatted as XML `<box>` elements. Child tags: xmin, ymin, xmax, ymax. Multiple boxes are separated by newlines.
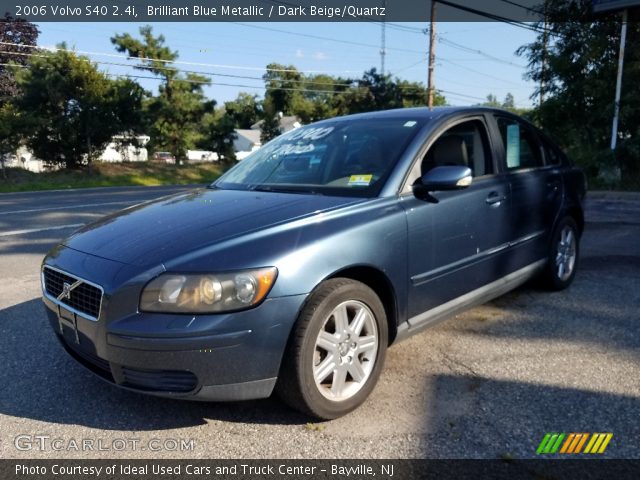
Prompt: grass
<box><xmin>0</xmin><ymin>161</ymin><xmax>225</xmax><ymax>193</ymax></box>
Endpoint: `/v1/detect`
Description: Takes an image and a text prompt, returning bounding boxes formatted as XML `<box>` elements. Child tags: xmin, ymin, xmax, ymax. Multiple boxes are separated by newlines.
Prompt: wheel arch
<box><xmin>327</xmin><ymin>265</ymin><xmax>398</xmax><ymax>345</ymax></box>
<box><xmin>566</xmin><ymin>205</ymin><xmax>584</xmax><ymax>236</ymax></box>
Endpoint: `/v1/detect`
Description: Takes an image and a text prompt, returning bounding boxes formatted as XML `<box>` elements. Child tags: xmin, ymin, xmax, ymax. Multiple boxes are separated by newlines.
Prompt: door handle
<box><xmin>486</xmin><ymin>192</ymin><xmax>504</xmax><ymax>206</ymax></box>
<box><xmin>546</xmin><ymin>180</ymin><xmax>561</xmax><ymax>192</ymax></box>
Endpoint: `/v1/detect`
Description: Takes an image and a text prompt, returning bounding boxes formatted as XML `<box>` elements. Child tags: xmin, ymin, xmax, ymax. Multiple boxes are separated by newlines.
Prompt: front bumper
<box><xmin>42</xmin><ymin>248</ymin><xmax>307</xmax><ymax>401</ymax></box>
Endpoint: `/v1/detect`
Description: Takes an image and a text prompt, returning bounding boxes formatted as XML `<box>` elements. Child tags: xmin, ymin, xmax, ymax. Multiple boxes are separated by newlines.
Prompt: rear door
<box><xmin>489</xmin><ymin>115</ymin><xmax>563</xmax><ymax>267</ymax></box>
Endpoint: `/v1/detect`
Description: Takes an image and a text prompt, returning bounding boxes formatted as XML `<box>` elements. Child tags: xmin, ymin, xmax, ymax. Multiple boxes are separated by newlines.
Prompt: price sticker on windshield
<box><xmin>348</xmin><ymin>174</ymin><xmax>373</xmax><ymax>186</ymax></box>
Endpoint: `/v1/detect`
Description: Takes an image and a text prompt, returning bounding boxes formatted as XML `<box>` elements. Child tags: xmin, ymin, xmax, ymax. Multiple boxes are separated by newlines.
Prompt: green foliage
<box><xmin>261</xmin><ymin>65</ymin><xmax>442</xmax><ymax>125</ymax></box>
<box><xmin>518</xmin><ymin>0</ymin><xmax>640</xmax><ymax>185</ymax></box>
<box><xmin>479</xmin><ymin>92</ymin><xmax>529</xmax><ymax>116</ymax></box>
<box><xmin>260</xmin><ymin>101</ymin><xmax>283</xmax><ymax>144</ymax></box>
<box><xmin>263</xmin><ymin>63</ymin><xmax>303</xmax><ymax>115</ymax></box>
<box><xmin>0</xmin><ymin>162</ymin><xmax>224</xmax><ymax>193</ymax></box>
<box><xmin>224</xmin><ymin>92</ymin><xmax>261</xmax><ymax>128</ymax></box>
<box><xmin>200</xmin><ymin>110</ymin><xmax>237</xmax><ymax>165</ymax></box>
<box><xmin>333</xmin><ymin>68</ymin><xmax>441</xmax><ymax>115</ymax></box>
<box><xmin>14</xmin><ymin>48</ymin><xmax>144</xmax><ymax>169</ymax></box>
<box><xmin>111</xmin><ymin>26</ymin><xmax>213</xmax><ymax>160</ymax></box>
<box><xmin>0</xmin><ymin>14</ymin><xmax>39</xmax><ymax>101</ymax></box>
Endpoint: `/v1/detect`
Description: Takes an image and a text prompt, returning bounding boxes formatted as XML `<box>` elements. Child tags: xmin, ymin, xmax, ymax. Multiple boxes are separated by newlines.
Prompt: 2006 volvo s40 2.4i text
<box><xmin>42</xmin><ymin>107</ymin><xmax>586</xmax><ymax>419</ymax></box>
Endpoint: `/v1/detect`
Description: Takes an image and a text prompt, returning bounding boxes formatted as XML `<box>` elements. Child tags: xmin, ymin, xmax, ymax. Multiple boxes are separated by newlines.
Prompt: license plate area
<box><xmin>57</xmin><ymin>304</ymin><xmax>80</xmax><ymax>344</ymax></box>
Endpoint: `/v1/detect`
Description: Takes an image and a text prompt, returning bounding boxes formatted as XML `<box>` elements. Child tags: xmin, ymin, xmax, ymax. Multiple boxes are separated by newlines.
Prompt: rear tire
<box><xmin>540</xmin><ymin>216</ymin><xmax>580</xmax><ymax>290</ymax></box>
<box><xmin>276</xmin><ymin>278</ymin><xmax>388</xmax><ymax>420</ymax></box>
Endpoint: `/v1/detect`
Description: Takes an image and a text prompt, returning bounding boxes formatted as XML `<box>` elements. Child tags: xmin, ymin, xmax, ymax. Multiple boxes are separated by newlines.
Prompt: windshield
<box><xmin>213</xmin><ymin>117</ymin><xmax>425</xmax><ymax>197</ymax></box>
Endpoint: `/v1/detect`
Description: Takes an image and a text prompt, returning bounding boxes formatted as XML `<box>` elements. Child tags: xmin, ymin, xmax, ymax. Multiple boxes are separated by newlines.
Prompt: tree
<box><xmin>260</xmin><ymin>102</ymin><xmax>282</xmax><ymax>144</ymax></box>
<box><xmin>333</xmin><ymin>68</ymin><xmax>444</xmax><ymax>115</ymax></box>
<box><xmin>224</xmin><ymin>92</ymin><xmax>261</xmax><ymax>128</ymax></box>
<box><xmin>112</xmin><ymin>26</ymin><xmax>214</xmax><ymax>160</ymax></box>
<box><xmin>15</xmin><ymin>48</ymin><xmax>144</xmax><ymax>169</ymax></box>
<box><xmin>483</xmin><ymin>94</ymin><xmax>501</xmax><ymax>108</ymax></box>
<box><xmin>480</xmin><ymin>92</ymin><xmax>525</xmax><ymax>114</ymax></box>
<box><xmin>503</xmin><ymin>93</ymin><xmax>515</xmax><ymax>110</ymax></box>
<box><xmin>200</xmin><ymin>110</ymin><xmax>237</xmax><ymax>165</ymax></box>
<box><xmin>517</xmin><ymin>0</ymin><xmax>640</xmax><ymax>184</ymax></box>
<box><xmin>0</xmin><ymin>103</ymin><xmax>21</xmax><ymax>179</ymax></box>
<box><xmin>0</xmin><ymin>14</ymin><xmax>39</xmax><ymax>102</ymax></box>
<box><xmin>263</xmin><ymin>63</ymin><xmax>304</xmax><ymax>116</ymax></box>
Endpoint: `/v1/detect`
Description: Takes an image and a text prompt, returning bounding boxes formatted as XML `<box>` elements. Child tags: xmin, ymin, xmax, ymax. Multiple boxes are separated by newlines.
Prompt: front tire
<box><xmin>276</xmin><ymin>278</ymin><xmax>388</xmax><ymax>419</ymax></box>
<box><xmin>541</xmin><ymin>216</ymin><xmax>580</xmax><ymax>290</ymax></box>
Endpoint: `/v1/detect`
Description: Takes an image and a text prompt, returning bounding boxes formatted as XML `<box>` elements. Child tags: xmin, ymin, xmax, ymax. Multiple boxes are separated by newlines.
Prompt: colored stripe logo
<box><xmin>537</xmin><ymin>433</ymin><xmax>613</xmax><ymax>454</ymax></box>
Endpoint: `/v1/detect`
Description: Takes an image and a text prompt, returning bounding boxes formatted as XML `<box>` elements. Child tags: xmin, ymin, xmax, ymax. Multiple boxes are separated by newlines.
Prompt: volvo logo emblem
<box><xmin>57</xmin><ymin>280</ymin><xmax>81</xmax><ymax>301</ymax></box>
<box><xmin>61</xmin><ymin>282</ymin><xmax>72</xmax><ymax>300</ymax></box>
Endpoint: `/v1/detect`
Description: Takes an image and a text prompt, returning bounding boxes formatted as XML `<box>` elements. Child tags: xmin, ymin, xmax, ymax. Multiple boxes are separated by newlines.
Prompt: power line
<box><xmin>231</xmin><ymin>22</ymin><xmax>426</xmax><ymax>55</ymax></box>
<box><xmin>434</xmin><ymin>0</ymin><xmax>553</xmax><ymax>36</ymax></box>
<box><xmin>4</xmin><ymin>56</ymin><xmax>499</xmax><ymax>105</ymax></box>
<box><xmin>438</xmin><ymin>37</ymin><xmax>526</xmax><ymax>68</ymax></box>
<box><xmin>7</xmin><ymin>52</ymin><xmax>518</xmax><ymax>104</ymax></box>
<box><xmin>0</xmin><ymin>41</ymin><xmax>365</xmax><ymax>76</ymax></box>
<box><xmin>496</xmin><ymin>0</ymin><xmax>544</xmax><ymax>16</ymax></box>
<box><xmin>2</xmin><ymin>48</ymin><xmax>434</xmax><ymax>92</ymax></box>
<box><xmin>439</xmin><ymin>58</ymin><xmax>528</xmax><ymax>88</ymax></box>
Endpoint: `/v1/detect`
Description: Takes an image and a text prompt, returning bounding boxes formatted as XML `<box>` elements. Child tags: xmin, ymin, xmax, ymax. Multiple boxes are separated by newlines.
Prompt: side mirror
<box><xmin>413</xmin><ymin>165</ymin><xmax>473</xmax><ymax>195</ymax></box>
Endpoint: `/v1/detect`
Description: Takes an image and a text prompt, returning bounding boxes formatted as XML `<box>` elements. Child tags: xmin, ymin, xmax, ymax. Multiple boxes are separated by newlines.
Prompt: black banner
<box><xmin>3</xmin><ymin>459</ymin><xmax>640</xmax><ymax>480</ymax></box>
<box><xmin>0</xmin><ymin>0</ymin><xmax>552</xmax><ymax>23</ymax></box>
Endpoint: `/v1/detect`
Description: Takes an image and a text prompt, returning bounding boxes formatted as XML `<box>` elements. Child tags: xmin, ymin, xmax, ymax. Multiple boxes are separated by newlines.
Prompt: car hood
<box><xmin>63</xmin><ymin>188</ymin><xmax>364</xmax><ymax>267</ymax></box>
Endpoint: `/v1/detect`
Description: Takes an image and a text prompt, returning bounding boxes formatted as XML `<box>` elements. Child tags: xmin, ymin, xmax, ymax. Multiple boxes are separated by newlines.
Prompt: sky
<box><xmin>35</xmin><ymin>21</ymin><xmax>539</xmax><ymax>109</ymax></box>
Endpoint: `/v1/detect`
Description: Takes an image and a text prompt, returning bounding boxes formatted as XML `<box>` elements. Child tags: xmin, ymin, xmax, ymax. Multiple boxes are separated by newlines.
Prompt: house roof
<box><xmin>250</xmin><ymin>115</ymin><xmax>301</xmax><ymax>131</ymax></box>
<box><xmin>235</xmin><ymin>129</ymin><xmax>262</xmax><ymax>145</ymax></box>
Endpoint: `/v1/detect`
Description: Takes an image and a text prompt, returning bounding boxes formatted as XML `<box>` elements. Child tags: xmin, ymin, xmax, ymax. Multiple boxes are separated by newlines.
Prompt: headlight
<box><xmin>140</xmin><ymin>267</ymin><xmax>277</xmax><ymax>313</ymax></box>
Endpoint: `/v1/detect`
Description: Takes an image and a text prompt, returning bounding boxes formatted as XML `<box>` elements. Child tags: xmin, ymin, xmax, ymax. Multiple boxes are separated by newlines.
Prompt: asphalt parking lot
<box><xmin>0</xmin><ymin>186</ymin><xmax>638</xmax><ymax>459</ymax></box>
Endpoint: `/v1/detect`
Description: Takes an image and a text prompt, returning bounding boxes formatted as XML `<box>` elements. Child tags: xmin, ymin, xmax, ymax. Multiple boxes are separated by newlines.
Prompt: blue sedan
<box><xmin>41</xmin><ymin>107</ymin><xmax>586</xmax><ymax>419</ymax></box>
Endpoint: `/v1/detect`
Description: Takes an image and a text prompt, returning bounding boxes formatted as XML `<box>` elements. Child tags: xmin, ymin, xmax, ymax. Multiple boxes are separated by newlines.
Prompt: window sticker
<box><xmin>404</xmin><ymin>121</ymin><xmax>417</xmax><ymax>127</ymax></box>
<box><xmin>506</xmin><ymin>124</ymin><xmax>521</xmax><ymax>168</ymax></box>
<box><xmin>348</xmin><ymin>174</ymin><xmax>373</xmax><ymax>186</ymax></box>
<box><xmin>286</xmin><ymin>126</ymin><xmax>334</xmax><ymax>141</ymax></box>
<box><xmin>272</xmin><ymin>144</ymin><xmax>315</xmax><ymax>156</ymax></box>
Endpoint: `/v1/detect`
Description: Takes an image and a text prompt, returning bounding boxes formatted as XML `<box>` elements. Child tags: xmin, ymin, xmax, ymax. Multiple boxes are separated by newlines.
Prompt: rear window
<box><xmin>496</xmin><ymin>117</ymin><xmax>544</xmax><ymax>170</ymax></box>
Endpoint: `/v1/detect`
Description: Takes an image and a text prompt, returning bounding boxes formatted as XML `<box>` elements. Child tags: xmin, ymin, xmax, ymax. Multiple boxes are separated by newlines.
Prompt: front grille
<box><xmin>43</xmin><ymin>266</ymin><xmax>103</xmax><ymax>320</ymax></box>
<box><xmin>121</xmin><ymin>367</ymin><xmax>198</xmax><ymax>393</ymax></box>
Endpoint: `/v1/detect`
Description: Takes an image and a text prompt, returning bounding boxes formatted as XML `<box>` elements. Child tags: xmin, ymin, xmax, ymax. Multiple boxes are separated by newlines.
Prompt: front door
<box><xmin>402</xmin><ymin>117</ymin><xmax>511</xmax><ymax>321</ymax></box>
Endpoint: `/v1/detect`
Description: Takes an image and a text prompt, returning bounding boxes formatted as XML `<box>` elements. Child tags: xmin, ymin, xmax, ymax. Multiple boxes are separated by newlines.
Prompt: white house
<box><xmin>233</xmin><ymin>129</ymin><xmax>262</xmax><ymax>160</ymax></box>
<box><xmin>6</xmin><ymin>135</ymin><xmax>150</xmax><ymax>172</ymax></box>
<box><xmin>99</xmin><ymin>135</ymin><xmax>150</xmax><ymax>162</ymax></box>
<box><xmin>233</xmin><ymin>114</ymin><xmax>302</xmax><ymax>160</ymax></box>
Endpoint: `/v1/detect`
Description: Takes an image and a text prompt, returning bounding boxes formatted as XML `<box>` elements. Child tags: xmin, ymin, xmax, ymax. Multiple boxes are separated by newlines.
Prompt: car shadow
<box><xmin>418</xmin><ymin>373</ymin><xmax>640</xmax><ymax>458</ymax></box>
<box><xmin>451</xmin><ymin>250</ymin><xmax>640</xmax><ymax>354</ymax></box>
<box><xmin>0</xmin><ymin>298</ymin><xmax>310</xmax><ymax>430</ymax></box>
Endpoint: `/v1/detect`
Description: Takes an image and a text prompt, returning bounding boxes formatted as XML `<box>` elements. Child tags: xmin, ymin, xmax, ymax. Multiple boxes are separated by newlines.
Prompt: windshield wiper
<box><xmin>251</xmin><ymin>185</ymin><xmax>324</xmax><ymax>195</ymax></box>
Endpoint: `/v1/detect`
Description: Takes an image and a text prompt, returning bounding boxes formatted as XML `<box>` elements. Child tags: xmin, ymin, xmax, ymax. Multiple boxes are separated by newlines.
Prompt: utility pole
<box><xmin>540</xmin><ymin>10</ymin><xmax>549</xmax><ymax>106</ymax></box>
<box><xmin>427</xmin><ymin>0</ymin><xmax>437</xmax><ymax>109</ymax></box>
<box><xmin>380</xmin><ymin>2</ymin><xmax>387</xmax><ymax>76</ymax></box>
<box><xmin>611</xmin><ymin>8</ymin><xmax>628</xmax><ymax>152</ymax></box>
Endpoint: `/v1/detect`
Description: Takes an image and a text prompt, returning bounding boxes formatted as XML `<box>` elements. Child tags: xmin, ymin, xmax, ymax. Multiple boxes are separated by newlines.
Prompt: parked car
<box><xmin>41</xmin><ymin>107</ymin><xmax>586</xmax><ymax>419</ymax></box>
<box><xmin>152</xmin><ymin>151</ymin><xmax>176</xmax><ymax>164</ymax></box>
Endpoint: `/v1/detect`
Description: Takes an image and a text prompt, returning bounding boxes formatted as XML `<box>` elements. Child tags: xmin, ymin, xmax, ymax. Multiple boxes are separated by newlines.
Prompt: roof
<box><xmin>313</xmin><ymin>106</ymin><xmax>513</xmax><ymax>124</ymax></box>
<box><xmin>250</xmin><ymin>115</ymin><xmax>301</xmax><ymax>131</ymax></box>
<box><xmin>235</xmin><ymin>129</ymin><xmax>262</xmax><ymax>145</ymax></box>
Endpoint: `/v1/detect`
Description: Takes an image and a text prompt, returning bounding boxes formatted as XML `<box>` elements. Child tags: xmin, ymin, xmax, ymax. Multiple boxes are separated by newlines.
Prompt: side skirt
<box><xmin>393</xmin><ymin>260</ymin><xmax>546</xmax><ymax>344</ymax></box>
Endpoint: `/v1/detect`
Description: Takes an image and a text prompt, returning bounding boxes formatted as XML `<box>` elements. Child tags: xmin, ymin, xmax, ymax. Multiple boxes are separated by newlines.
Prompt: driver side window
<box><xmin>421</xmin><ymin>120</ymin><xmax>493</xmax><ymax>178</ymax></box>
